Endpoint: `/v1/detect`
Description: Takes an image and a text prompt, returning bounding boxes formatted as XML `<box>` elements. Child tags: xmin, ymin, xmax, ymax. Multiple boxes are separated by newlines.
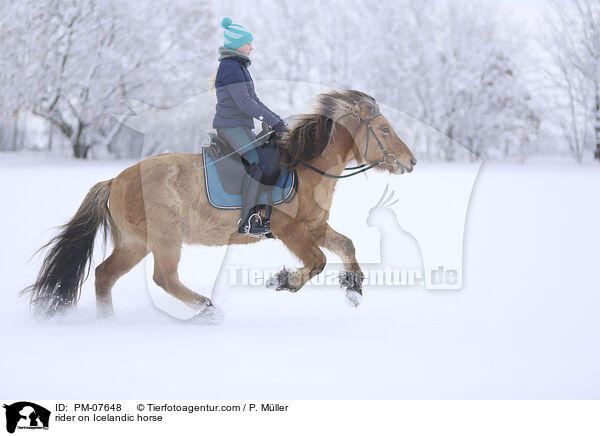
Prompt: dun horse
<box><xmin>24</xmin><ymin>89</ymin><xmax>416</xmax><ymax>318</ymax></box>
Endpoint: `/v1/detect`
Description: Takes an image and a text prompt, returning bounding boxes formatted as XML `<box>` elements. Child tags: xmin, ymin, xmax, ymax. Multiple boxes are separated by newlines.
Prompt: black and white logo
<box><xmin>3</xmin><ymin>402</ymin><xmax>50</xmax><ymax>434</ymax></box>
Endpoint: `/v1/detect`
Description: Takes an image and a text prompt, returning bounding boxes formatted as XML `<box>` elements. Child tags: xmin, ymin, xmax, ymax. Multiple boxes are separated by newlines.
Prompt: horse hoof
<box><xmin>189</xmin><ymin>297</ymin><xmax>213</xmax><ymax>313</ymax></box>
<box><xmin>266</xmin><ymin>267</ymin><xmax>299</xmax><ymax>292</ymax></box>
<box><xmin>190</xmin><ymin>304</ymin><xmax>223</xmax><ymax>325</ymax></box>
<box><xmin>345</xmin><ymin>289</ymin><xmax>362</xmax><ymax>308</ymax></box>
<box><xmin>265</xmin><ymin>275</ymin><xmax>278</xmax><ymax>289</ymax></box>
<box><xmin>340</xmin><ymin>271</ymin><xmax>364</xmax><ymax>307</ymax></box>
<box><xmin>96</xmin><ymin>308</ymin><xmax>115</xmax><ymax>319</ymax></box>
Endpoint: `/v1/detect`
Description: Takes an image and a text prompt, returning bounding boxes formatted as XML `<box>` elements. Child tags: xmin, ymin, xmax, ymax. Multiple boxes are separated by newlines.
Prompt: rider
<box><xmin>212</xmin><ymin>17</ymin><xmax>288</xmax><ymax>236</ymax></box>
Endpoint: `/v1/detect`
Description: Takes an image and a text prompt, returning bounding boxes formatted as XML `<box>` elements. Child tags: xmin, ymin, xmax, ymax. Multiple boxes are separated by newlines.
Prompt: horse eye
<box><xmin>381</xmin><ymin>127</ymin><xmax>390</xmax><ymax>134</ymax></box>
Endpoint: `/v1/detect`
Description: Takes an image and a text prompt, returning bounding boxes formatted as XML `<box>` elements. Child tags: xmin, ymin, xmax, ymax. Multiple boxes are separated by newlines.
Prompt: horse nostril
<box><xmin>410</xmin><ymin>158</ymin><xmax>417</xmax><ymax>166</ymax></box>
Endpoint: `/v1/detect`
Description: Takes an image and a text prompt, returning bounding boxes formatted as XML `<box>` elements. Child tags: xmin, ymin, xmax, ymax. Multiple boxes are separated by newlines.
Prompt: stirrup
<box><xmin>239</xmin><ymin>212</ymin><xmax>271</xmax><ymax>237</ymax></box>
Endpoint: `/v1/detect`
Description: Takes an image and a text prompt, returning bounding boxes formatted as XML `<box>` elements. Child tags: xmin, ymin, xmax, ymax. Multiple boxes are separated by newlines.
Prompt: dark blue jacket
<box><xmin>212</xmin><ymin>57</ymin><xmax>282</xmax><ymax>129</ymax></box>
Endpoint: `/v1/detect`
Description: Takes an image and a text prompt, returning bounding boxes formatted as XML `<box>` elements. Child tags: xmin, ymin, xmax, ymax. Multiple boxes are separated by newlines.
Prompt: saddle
<box><xmin>201</xmin><ymin>124</ymin><xmax>298</xmax><ymax>210</ymax></box>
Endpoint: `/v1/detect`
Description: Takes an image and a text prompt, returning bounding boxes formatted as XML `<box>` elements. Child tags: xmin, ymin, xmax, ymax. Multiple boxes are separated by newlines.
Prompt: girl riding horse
<box><xmin>212</xmin><ymin>17</ymin><xmax>288</xmax><ymax>236</ymax></box>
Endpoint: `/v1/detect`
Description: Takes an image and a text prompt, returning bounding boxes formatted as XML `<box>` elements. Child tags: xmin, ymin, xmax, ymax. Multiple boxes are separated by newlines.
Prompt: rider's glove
<box><xmin>272</xmin><ymin>120</ymin><xmax>288</xmax><ymax>133</ymax></box>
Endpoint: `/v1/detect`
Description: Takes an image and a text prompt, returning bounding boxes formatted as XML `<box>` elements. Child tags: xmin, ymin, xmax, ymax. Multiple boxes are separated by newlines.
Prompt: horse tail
<box><xmin>22</xmin><ymin>180</ymin><xmax>113</xmax><ymax>317</ymax></box>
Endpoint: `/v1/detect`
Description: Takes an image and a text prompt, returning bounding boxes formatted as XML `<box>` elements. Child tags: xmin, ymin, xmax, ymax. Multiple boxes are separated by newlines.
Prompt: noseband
<box><xmin>362</xmin><ymin>112</ymin><xmax>400</xmax><ymax>168</ymax></box>
<box><xmin>303</xmin><ymin>112</ymin><xmax>403</xmax><ymax>179</ymax></box>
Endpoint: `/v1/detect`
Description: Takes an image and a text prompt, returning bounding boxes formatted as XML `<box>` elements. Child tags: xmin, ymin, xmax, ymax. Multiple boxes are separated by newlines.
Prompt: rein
<box><xmin>303</xmin><ymin>112</ymin><xmax>400</xmax><ymax>179</ymax></box>
<box><xmin>304</xmin><ymin>160</ymin><xmax>379</xmax><ymax>179</ymax></box>
<box><xmin>193</xmin><ymin>129</ymin><xmax>275</xmax><ymax>171</ymax></box>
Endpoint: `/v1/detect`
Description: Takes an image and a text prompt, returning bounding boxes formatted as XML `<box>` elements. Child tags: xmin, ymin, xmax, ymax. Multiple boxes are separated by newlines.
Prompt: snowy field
<box><xmin>1</xmin><ymin>153</ymin><xmax>599</xmax><ymax>399</ymax></box>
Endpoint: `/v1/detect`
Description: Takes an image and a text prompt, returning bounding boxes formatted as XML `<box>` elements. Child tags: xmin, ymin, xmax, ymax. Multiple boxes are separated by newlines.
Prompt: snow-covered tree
<box><xmin>1</xmin><ymin>0</ymin><xmax>215</xmax><ymax>158</ymax></box>
<box><xmin>543</xmin><ymin>0</ymin><xmax>600</xmax><ymax>162</ymax></box>
<box><xmin>357</xmin><ymin>1</ymin><xmax>540</xmax><ymax>161</ymax></box>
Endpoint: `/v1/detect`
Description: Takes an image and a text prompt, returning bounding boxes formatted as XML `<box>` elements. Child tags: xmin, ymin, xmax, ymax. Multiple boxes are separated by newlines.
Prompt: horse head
<box><xmin>345</xmin><ymin>91</ymin><xmax>416</xmax><ymax>174</ymax></box>
<box><xmin>281</xmin><ymin>89</ymin><xmax>416</xmax><ymax>176</ymax></box>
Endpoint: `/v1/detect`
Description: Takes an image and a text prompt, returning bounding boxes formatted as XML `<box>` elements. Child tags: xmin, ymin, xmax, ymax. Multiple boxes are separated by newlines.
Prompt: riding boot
<box><xmin>239</xmin><ymin>163</ymin><xmax>271</xmax><ymax>236</ymax></box>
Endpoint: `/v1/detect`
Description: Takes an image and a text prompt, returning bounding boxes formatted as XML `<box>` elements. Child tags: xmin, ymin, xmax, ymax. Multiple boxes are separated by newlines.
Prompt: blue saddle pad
<box><xmin>202</xmin><ymin>148</ymin><xmax>297</xmax><ymax>210</ymax></box>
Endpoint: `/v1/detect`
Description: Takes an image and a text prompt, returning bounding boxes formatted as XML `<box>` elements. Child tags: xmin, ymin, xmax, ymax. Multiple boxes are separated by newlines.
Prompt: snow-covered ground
<box><xmin>1</xmin><ymin>153</ymin><xmax>599</xmax><ymax>399</ymax></box>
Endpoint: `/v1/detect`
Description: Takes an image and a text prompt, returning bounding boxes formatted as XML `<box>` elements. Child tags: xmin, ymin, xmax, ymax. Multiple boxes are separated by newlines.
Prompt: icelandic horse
<box><xmin>23</xmin><ymin>89</ymin><xmax>416</xmax><ymax>318</ymax></box>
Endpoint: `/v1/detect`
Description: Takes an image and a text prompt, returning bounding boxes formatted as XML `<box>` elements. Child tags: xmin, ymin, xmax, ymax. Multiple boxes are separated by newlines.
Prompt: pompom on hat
<box><xmin>221</xmin><ymin>17</ymin><xmax>253</xmax><ymax>50</ymax></box>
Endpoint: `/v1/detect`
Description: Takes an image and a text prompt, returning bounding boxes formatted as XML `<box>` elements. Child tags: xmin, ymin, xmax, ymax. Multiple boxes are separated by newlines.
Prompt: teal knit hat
<box><xmin>221</xmin><ymin>17</ymin><xmax>253</xmax><ymax>50</ymax></box>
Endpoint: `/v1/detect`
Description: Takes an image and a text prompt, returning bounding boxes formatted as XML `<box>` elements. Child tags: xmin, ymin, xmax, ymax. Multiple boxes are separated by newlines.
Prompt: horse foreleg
<box><xmin>315</xmin><ymin>223</ymin><xmax>364</xmax><ymax>307</ymax></box>
<box><xmin>267</xmin><ymin>219</ymin><xmax>326</xmax><ymax>292</ymax></box>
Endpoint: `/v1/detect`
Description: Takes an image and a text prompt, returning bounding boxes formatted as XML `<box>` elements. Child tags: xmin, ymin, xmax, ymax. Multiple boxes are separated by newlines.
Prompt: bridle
<box><xmin>302</xmin><ymin>112</ymin><xmax>404</xmax><ymax>179</ymax></box>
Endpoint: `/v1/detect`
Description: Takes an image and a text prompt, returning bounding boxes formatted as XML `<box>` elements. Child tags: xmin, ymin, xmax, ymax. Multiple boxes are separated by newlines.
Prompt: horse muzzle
<box><xmin>381</xmin><ymin>154</ymin><xmax>417</xmax><ymax>174</ymax></box>
<box><xmin>391</xmin><ymin>159</ymin><xmax>416</xmax><ymax>174</ymax></box>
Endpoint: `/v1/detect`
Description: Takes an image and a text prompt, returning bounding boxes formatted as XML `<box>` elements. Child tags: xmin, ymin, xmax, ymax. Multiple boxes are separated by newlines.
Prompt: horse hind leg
<box><xmin>151</xmin><ymin>244</ymin><xmax>212</xmax><ymax>313</ymax></box>
<box><xmin>95</xmin><ymin>239</ymin><xmax>150</xmax><ymax>318</ymax></box>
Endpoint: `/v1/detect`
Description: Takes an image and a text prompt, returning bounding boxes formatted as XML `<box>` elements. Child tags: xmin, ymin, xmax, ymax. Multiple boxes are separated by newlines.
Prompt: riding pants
<box><xmin>216</xmin><ymin>126</ymin><xmax>281</xmax><ymax>224</ymax></box>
